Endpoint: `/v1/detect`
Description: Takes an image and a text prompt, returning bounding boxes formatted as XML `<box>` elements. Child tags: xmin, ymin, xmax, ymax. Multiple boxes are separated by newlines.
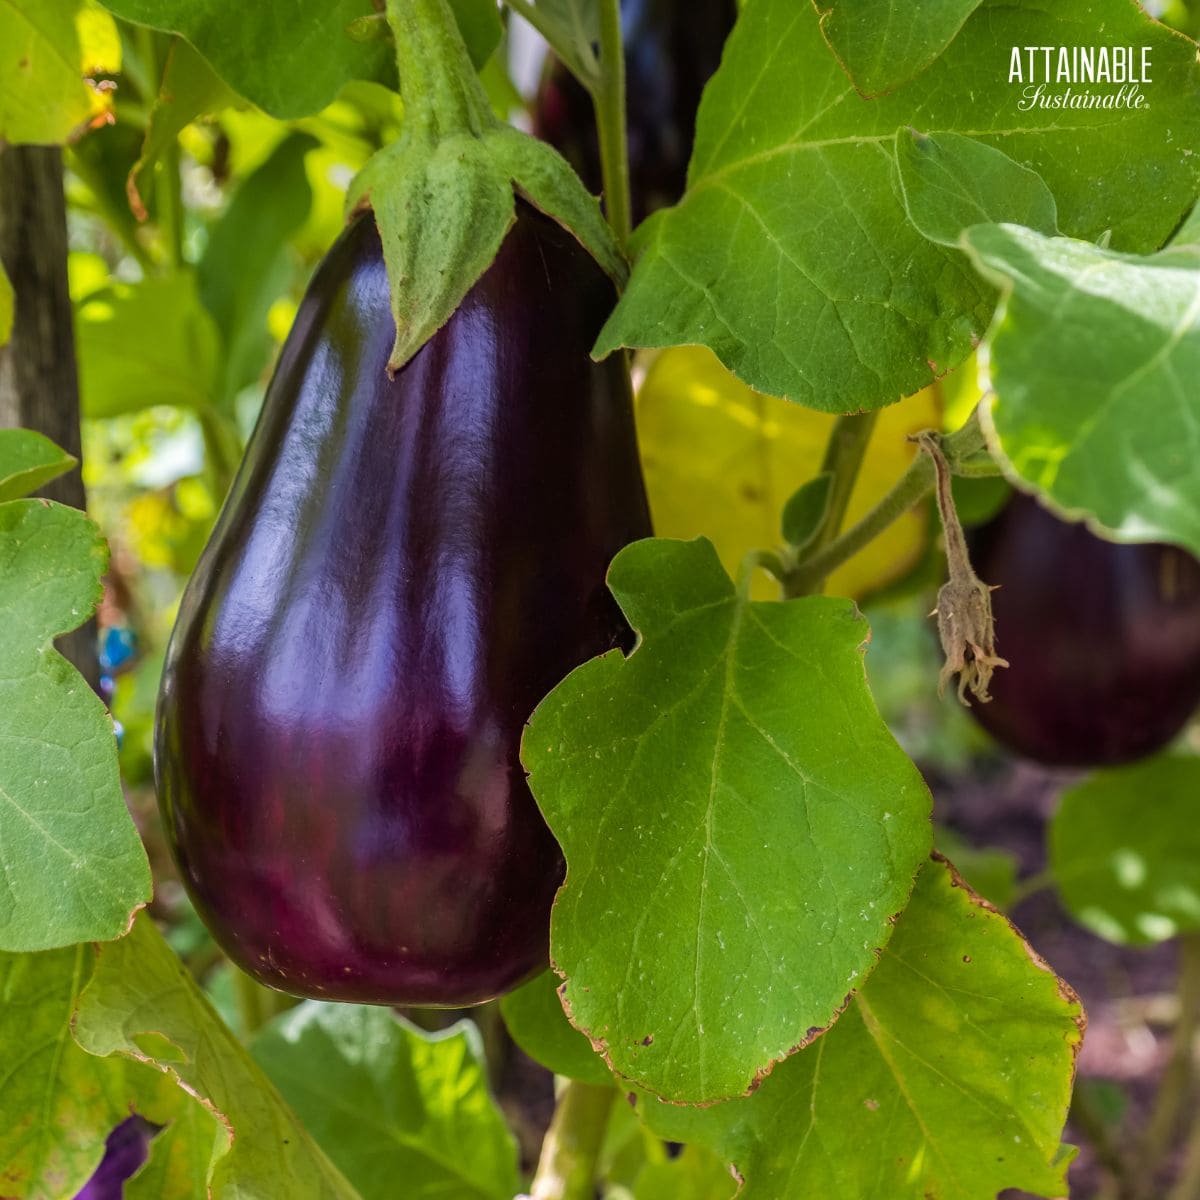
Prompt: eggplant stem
<box><xmin>530</xmin><ymin>1080</ymin><xmax>617</xmax><ymax>1200</ymax></box>
<box><xmin>591</xmin><ymin>0</ymin><xmax>632</xmax><ymax>250</ymax></box>
<box><xmin>783</xmin><ymin>407</ymin><xmax>990</xmax><ymax>597</ymax></box>
<box><xmin>1136</xmin><ymin>933</ymin><xmax>1200</xmax><ymax>1198</ymax></box>
<box><xmin>386</xmin><ymin>0</ymin><xmax>494</xmax><ymax>139</ymax></box>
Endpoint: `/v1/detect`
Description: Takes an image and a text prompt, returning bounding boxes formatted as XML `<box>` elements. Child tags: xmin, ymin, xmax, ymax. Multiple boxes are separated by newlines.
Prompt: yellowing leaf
<box><xmin>635</xmin><ymin>347</ymin><xmax>937</xmax><ymax>599</ymax></box>
<box><xmin>75</xmin><ymin>1</ymin><xmax>120</xmax><ymax>75</ymax></box>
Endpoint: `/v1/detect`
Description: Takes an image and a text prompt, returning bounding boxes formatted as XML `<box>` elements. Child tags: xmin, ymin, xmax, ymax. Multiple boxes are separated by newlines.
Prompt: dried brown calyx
<box><xmin>914</xmin><ymin>431</ymin><xmax>1008</xmax><ymax>705</ymax></box>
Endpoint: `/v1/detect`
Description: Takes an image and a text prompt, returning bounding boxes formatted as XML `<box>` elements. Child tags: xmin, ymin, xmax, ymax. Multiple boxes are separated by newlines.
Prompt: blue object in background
<box><xmin>99</xmin><ymin>625</ymin><xmax>138</xmax><ymax>674</ymax></box>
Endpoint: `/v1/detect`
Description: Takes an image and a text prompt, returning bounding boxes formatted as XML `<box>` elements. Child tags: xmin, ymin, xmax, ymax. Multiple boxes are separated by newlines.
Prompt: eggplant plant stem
<box><xmin>790</xmin><ymin>410</ymin><xmax>879</xmax><ymax>594</ymax></box>
<box><xmin>783</xmin><ymin>409</ymin><xmax>988</xmax><ymax>597</ymax></box>
<box><xmin>232</xmin><ymin>966</ymin><xmax>267</xmax><ymax>1036</ymax></box>
<box><xmin>1131</xmin><ymin>933</ymin><xmax>1200</xmax><ymax>1199</ymax></box>
<box><xmin>530</xmin><ymin>1081</ymin><xmax>617</xmax><ymax>1200</ymax></box>
<box><xmin>593</xmin><ymin>0</ymin><xmax>632</xmax><ymax>249</ymax></box>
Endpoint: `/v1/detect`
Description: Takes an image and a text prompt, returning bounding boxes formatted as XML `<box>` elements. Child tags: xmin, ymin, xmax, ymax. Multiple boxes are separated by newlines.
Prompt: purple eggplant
<box><xmin>966</xmin><ymin>493</ymin><xmax>1200</xmax><ymax>767</ymax></box>
<box><xmin>532</xmin><ymin>0</ymin><xmax>737</xmax><ymax>223</ymax></box>
<box><xmin>155</xmin><ymin>204</ymin><xmax>651</xmax><ymax>1006</ymax></box>
<box><xmin>75</xmin><ymin>1117</ymin><xmax>156</xmax><ymax>1199</ymax></box>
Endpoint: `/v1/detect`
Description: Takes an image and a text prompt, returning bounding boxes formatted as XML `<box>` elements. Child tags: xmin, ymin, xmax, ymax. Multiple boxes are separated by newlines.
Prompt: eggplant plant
<box><xmin>2</xmin><ymin>1</ymin><xmax>1200</xmax><ymax>1199</ymax></box>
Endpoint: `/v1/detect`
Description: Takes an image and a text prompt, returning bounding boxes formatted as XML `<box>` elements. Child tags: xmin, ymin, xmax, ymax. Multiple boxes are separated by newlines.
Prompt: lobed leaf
<box><xmin>524</xmin><ymin>537</ymin><xmax>932</xmax><ymax>1102</ymax></box>
<box><xmin>73</xmin><ymin>914</ymin><xmax>361</xmax><ymax>1199</ymax></box>
<box><xmin>597</xmin><ymin>0</ymin><xmax>1200</xmax><ymax>411</ymax></box>
<box><xmin>0</xmin><ymin>944</ymin><xmax>204</xmax><ymax>1199</ymax></box>
<box><xmin>0</xmin><ymin>499</ymin><xmax>150</xmax><ymax>950</ymax></box>
<box><xmin>499</xmin><ymin>969</ymin><xmax>614</xmax><ymax>1086</ymax></box>
<box><xmin>965</xmin><ymin>223</ymin><xmax>1200</xmax><ymax>554</ymax></box>
<box><xmin>638</xmin><ymin>857</ymin><xmax>1084</xmax><ymax>1199</ymax></box>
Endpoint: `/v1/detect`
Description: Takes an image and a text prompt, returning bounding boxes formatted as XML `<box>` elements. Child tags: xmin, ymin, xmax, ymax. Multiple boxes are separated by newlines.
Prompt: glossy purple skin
<box><xmin>75</xmin><ymin>1117</ymin><xmax>156</xmax><ymax>1199</ymax></box>
<box><xmin>967</xmin><ymin>494</ymin><xmax>1200</xmax><ymax>767</ymax></box>
<box><xmin>533</xmin><ymin>0</ymin><xmax>737</xmax><ymax>222</ymax></box>
<box><xmin>155</xmin><ymin>205</ymin><xmax>651</xmax><ymax>1005</ymax></box>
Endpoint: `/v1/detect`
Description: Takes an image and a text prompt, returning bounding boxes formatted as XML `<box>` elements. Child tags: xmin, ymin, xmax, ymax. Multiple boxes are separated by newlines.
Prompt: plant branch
<box><xmin>782</xmin><ymin>409</ymin><xmax>988</xmax><ymax>597</ymax></box>
<box><xmin>592</xmin><ymin>0</ymin><xmax>631</xmax><ymax>248</ymax></box>
<box><xmin>1131</xmin><ymin>933</ymin><xmax>1200</xmax><ymax>1199</ymax></box>
<box><xmin>530</xmin><ymin>1080</ymin><xmax>617</xmax><ymax>1200</ymax></box>
<box><xmin>787</xmin><ymin>411</ymin><xmax>878</xmax><ymax>595</ymax></box>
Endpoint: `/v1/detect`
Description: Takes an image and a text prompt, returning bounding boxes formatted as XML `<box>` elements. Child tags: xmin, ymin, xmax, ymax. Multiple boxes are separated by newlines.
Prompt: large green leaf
<box><xmin>812</xmin><ymin>0</ymin><xmax>981</xmax><ymax>96</ymax></box>
<box><xmin>0</xmin><ymin>429</ymin><xmax>77</xmax><ymax>503</ymax></box>
<box><xmin>0</xmin><ymin>945</ymin><xmax>127</xmax><ymax>1197</ymax></box>
<box><xmin>499</xmin><ymin>969</ymin><xmax>613</xmax><ymax>1086</ymax></box>
<box><xmin>0</xmin><ymin>944</ymin><xmax>202</xmax><ymax>1199</ymax></box>
<box><xmin>198</xmin><ymin>132</ymin><xmax>316</xmax><ymax>405</ymax></box>
<box><xmin>1049</xmin><ymin>755</ymin><xmax>1200</xmax><ymax>946</ymax></box>
<box><xmin>97</xmin><ymin>0</ymin><xmax>497</xmax><ymax>119</ymax></box>
<box><xmin>524</xmin><ymin>537</ymin><xmax>931</xmax><ymax>1103</ymax></box>
<box><xmin>252</xmin><ymin>1003</ymin><xmax>519</xmax><ymax>1200</ymax></box>
<box><xmin>96</xmin><ymin>0</ymin><xmax>392</xmax><ymax>119</ymax></box>
<box><xmin>0</xmin><ymin>0</ymin><xmax>96</xmax><ymax>144</ymax></box>
<box><xmin>75</xmin><ymin>272</ymin><xmax>221</xmax><ymax>418</ymax></box>
<box><xmin>633</xmin><ymin>1145</ymin><xmax>737</xmax><ymax>1200</ymax></box>
<box><xmin>963</xmin><ymin>222</ymin><xmax>1200</xmax><ymax>554</ymax></box>
<box><xmin>596</xmin><ymin>0</ymin><xmax>1200</xmax><ymax>411</ymax></box>
<box><xmin>0</xmin><ymin>498</ymin><xmax>150</xmax><ymax>950</ymax></box>
<box><xmin>637</xmin><ymin>857</ymin><xmax>1083</xmax><ymax>1199</ymax></box>
<box><xmin>73</xmin><ymin>914</ymin><xmax>361</xmax><ymax>1200</ymax></box>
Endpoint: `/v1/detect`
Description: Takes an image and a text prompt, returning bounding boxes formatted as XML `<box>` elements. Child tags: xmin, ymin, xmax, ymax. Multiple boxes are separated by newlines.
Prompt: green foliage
<box><xmin>813</xmin><ymin>0</ymin><xmax>981</xmax><ymax>96</ymax></box>
<box><xmin>500</xmin><ymin>969</ymin><xmax>614</xmax><ymax>1085</ymax></box>
<box><xmin>1050</xmin><ymin>755</ymin><xmax>1200</xmax><ymax>945</ymax></box>
<box><xmin>0</xmin><ymin>944</ymin><xmax>199</xmax><ymax>1199</ymax></box>
<box><xmin>0</xmin><ymin>429</ymin><xmax>77</xmax><ymax>502</ymax></box>
<box><xmin>964</xmin><ymin>223</ymin><xmax>1200</xmax><ymax>555</ymax></box>
<box><xmin>0</xmin><ymin>452</ymin><xmax>150</xmax><ymax>949</ymax></box>
<box><xmin>633</xmin><ymin>1145</ymin><xmax>737</xmax><ymax>1200</ymax></box>
<box><xmin>127</xmin><ymin>39</ymin><xmax>239</xmax><ymax>220</ymax></box>
<box><xmin>76</xmin><ymin>273</ymin><xmax>221</xmax><ymax>417</ymax></box>
<box><xmin>896</xmin><ymin>130</ymin><xmax>1060</xmax><ymax>245</ymax></box>
<box><xmin>198</xmin><ymin>132</ymin><xmax>316</xmax><ymax>405</ymax></box>
<box><xmin>252</xmin><ymin>1003</ymin><xmax>520</xmax><ymax>1200</ymax></box>
<box><xmin>524</xmin><ymin>537</ymin><xmax>931</xmax><ymax>1102</ymax></box>
<box><xmin>935</xmin><ymin>826</ymin><xmax>1018</xmax><ymax>910</ymax></box>
<box><xmin>596</xmin><ymin>0</ymin><xmax>1200</xmax><ymax>411</ymax></box>
<box><xmin>97</xmin><ymin>0</ymin><xmax>393</xmax><ymax>119</ymax></box>
<box><xmin>636</xmin><ymin>857</ymin><xmax>1083</xmax><ymax>1199</ymax></box>
<box><xmin>73</xmin><ymin>915</ymin><xmax>359</xmax><ymax>1198</ymax></box>
<box><xmin>0</xmin><ymin>945</ymin><xmax>129</xmax><ymax>1197</ymax></box>
<box><xmin>0</xmin><ymin>0</ymin><xmax>99</xmax><ymax>144</ymax></box>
